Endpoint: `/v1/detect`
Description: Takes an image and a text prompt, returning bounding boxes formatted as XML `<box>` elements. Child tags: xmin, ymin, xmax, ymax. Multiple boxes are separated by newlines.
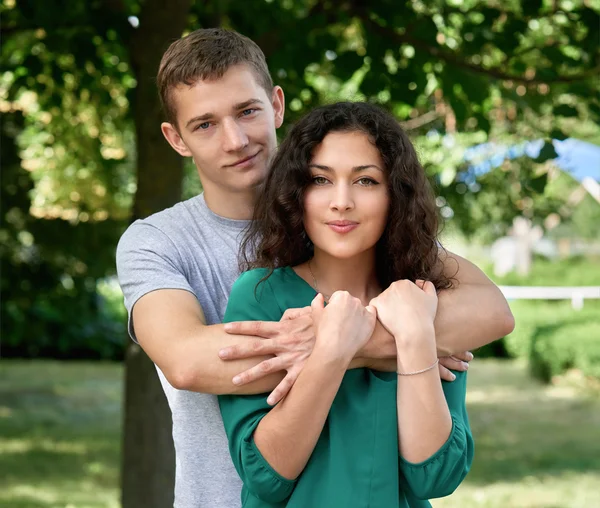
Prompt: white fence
<box><xmin>498</xmin><ymin>286</ymin><xmax>600</xmax><ymax>310</ymax></box>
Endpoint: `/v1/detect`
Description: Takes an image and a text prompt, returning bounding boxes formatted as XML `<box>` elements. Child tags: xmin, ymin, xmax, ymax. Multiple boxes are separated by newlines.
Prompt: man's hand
<box><xmin>438</xmin><ymin>351</ymin><xmax>473</xmax><ymax>381</ymax></box>
<box><xmin>219</xmin><ymin>306</ymin><xmax>315</xmax><ymax>405</ymax></box>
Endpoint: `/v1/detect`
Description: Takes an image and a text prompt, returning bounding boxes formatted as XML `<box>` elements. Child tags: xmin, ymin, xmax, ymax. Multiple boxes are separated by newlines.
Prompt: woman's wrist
<box><xmin>313</xmin><ymin>337</ymin><xmax>355</xmax><ymax>369</ymax></box>
<box><xmin>394</xmin><ymin>328</ymin><xmax>438</xmax><ymax>374</ymax></box>
<box><xmin>393</xmin><ymin>322</ymin><xmax>436</xmax><ymax>348</ymax></box>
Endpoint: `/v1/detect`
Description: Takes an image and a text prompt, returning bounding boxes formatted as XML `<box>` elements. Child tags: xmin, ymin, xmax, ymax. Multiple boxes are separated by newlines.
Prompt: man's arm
<box><xmin>133</xmin><ymin>289</ymin><xmax>286</xmax><ymax>394</ymax></box>
<box><xmin>359</xmin><ymin>250</ymin><xmax>514</xmax><ymax>358</ymax></box>
<box><xmin>434</xmin><ymin>250</ymin><xmax>515</xmax><ymax>355</ymax></box>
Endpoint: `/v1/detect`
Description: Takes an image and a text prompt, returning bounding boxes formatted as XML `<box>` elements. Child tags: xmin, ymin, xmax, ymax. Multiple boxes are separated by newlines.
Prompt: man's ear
<box><xmin>271</xmin><ymin>86</ymin><xmax>285</xmax><ymax>129</ymax></box>
<box><xmin>161</xmin><ymin>122</ymin><xmax>192</xmax><ymax>157</ymax></box>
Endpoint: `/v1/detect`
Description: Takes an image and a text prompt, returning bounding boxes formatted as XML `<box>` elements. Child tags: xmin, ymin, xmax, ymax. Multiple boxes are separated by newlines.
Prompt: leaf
<box><xmin>551</xmin><ymin>128</ymin><xmax>568</xmax><ymax>141</ymax></box>
<box><xmin>333</xmin><ymin>51</ymin><xmax>365</xmax><ymax>82</ymax></box>
<box><xmin>527</xmin><ymin>172</ymin><xmax>549</xmax><ymax>194</ymax></box>
<box><xmin>554</xmin><ymin>104</ymin><xmax>580</xmax><ymax>118</ymax></box>
<box><xmin>534</xmin><ymin>142</ymin><xmax>558</xmax><ymax>163</ymax></box>
<box><xmin>522</xmin><ymin>0</ymin><xmax>543</xmax><ymax>18</ymax></box>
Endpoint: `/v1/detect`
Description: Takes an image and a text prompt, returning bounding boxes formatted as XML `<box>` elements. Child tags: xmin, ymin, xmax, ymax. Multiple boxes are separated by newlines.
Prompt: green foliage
<box><xmin>475</xmin><ymin>257</ymin><xmax>600</xmax><ymax>371</ymax></box>
<box><xmin>502</xmin><ymin>300</ymin><xmax>600</xmax><ymax>382</ymax></box>
<box><xmin>1</xmin><ymin>110</ymin><xmax>127</xmax><ymax>361</ymax></box>
<box><xmin>492</xmin><ymin>256</ymin><xmax>600</xmax><ymax>286</ymax></box>
<box><xmin>530</xmin><ymin>320</ymin><xmax>600</xmax><ymax>382</ymax></box>
<box><xmin>1</xmin><ymin>0</ymin><xmax>599</xmax><ymax>359</ymax></box>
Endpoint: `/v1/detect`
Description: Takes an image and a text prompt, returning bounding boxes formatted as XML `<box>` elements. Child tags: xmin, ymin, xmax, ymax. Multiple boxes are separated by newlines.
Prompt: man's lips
<box><xmin>326</xmin><ymin>220</ymin><xmax>359</xmax><ymax>233</ymax></box>
<box><xmin>227</xmin><ymin>151</ymin><xmax>260</xmax><ymax>168</ymax></box>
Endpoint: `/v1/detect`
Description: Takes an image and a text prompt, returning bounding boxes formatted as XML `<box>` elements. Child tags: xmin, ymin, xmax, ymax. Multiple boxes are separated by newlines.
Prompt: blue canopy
<box><xmin>463</xmin><ymin>138</ymin><xmax>600</xmax><ymax>182</ymax></box>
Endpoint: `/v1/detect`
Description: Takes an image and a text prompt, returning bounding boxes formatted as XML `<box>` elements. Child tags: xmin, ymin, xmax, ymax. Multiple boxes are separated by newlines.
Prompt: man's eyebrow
<box><xmin>186</xmin><ymin>113</ymin><xmax>213</xmax><ymax>128</ymax></box>
<box><xmin>185</xmin><ymin>99</ymin><xmax>265</xmax><ymax>129</ymax></box>
<box><xmin>233</xmin><ymin>98</ymin><xmax>264</xmax><ymax>110</ymax></box>
<box><xmin>309</xmin><ymin>164</ymin><xmax>383</xmax><ymax>172</ymax></box>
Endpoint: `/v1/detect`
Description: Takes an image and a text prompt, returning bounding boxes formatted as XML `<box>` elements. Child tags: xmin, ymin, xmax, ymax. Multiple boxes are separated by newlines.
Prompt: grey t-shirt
<box><xmin>116</xmin><ymin>193</ymin><xmax>250</xmax><ymax>508</ymax></box>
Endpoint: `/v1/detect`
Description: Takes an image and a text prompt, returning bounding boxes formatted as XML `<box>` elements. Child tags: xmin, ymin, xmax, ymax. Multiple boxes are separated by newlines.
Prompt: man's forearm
<box><xmin>147</xmin><ymin>323</ymin><xmax>283</xmax><ymax>395</ymax></box>
<box><xmin>355</xmin><ymin>285</ymin><xmax>514</xmax><ymax>362</ymax></box>
<box><xmin>434</xmin><ymin>283</ymin><xmax>514</xmax><ymax>355</ymax></box>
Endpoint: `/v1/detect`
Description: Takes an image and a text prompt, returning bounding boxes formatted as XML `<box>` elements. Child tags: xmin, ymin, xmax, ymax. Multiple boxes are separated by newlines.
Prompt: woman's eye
<box><xmin>312</xmin><ymin>176</ymin><xmax>329</xmax><ymax>185</ymax></box>
<box><xmin>357</xmin><ymin>177</ymin><xmax>378</xmax><ymax>186</ymax></box>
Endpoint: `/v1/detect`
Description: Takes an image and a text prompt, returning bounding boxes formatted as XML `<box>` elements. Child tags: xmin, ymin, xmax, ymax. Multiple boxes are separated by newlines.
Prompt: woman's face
<box><xmin>303</xmin><ymin>130</ymin><xmax>390</xmax><ymax>260</ymax></box>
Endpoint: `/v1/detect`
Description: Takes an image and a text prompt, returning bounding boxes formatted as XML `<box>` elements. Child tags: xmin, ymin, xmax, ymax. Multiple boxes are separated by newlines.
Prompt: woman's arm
<box><xmin>370</xmin><ymin>280</ymin><xmax>474</xmax><ymax>500</ymax></box>
<box><xmin>397</xmin><ymin>367</ymin><xmax>474</xmax><ymax>500</ymax></box>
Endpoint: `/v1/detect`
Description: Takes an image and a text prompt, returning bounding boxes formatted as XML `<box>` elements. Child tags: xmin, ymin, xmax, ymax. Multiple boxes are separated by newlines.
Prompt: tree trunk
<box><xmin>122</xmin><ymin>1</ymin><xmax>192</xmax><ymax>507</ymax></box>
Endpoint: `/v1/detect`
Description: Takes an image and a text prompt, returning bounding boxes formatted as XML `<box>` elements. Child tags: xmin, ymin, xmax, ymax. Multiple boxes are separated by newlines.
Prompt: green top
<box><xmin>219</xmin><ymin>267</ymin><xmax>474</xmax><ymax>508</ymax></box>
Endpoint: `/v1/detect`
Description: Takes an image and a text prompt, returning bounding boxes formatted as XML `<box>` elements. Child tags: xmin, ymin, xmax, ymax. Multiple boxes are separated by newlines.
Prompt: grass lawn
<box><xmin>1</xmin><ymin>359</ymin><xmax>599</xmax><ymax>508</ymax></box>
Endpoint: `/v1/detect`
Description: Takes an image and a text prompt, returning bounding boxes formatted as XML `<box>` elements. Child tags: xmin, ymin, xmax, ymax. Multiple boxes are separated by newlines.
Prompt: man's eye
<box><xmin>195</xmin><ymin>122</ymin><xmax>211</xmax><ymax>131</ymax></box>
<box><xmin>241</xmin><ymin>109</ymin><xmax>256</xmax><ymax>116</ymax></box>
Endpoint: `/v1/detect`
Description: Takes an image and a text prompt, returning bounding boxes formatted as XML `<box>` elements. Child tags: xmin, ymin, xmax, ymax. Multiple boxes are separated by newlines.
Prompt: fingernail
<box><xmin>462</xmin><ymin>362</ymin><xmax>469</xmax><ymax>370</ymax></box>
<box><xmin>232</xmin><ymin>376</ymin><xmax>241</xmax><ymax>385</ymax></box>
<box><xmin>224</xmin><ymin>323</ymin><xmax>232</xmax><ymax>331</ymax></box>
<box><xmin>467</xmin><ymin>352</ymin><xmax>474</xmax><ymax>360</ymax></box>
<box><xmin>267</xmin><ymin>397</ymin><xmax>274</xmax><ymax>405</ymax></box>
<box><xmin>451</xmin><ymin>373</ymin><xmax>456</xmax><ymax>380</ymax></box>
<box><xmin>218</xmin><ymin>350</ymin><xmax>228</xmax><ymax>359</ymax></box>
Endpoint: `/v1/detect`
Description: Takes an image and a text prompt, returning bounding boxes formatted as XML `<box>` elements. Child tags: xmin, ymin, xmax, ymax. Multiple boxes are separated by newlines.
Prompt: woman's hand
<box><xmin>311</xmin><ymin>292</ymin><xmax>377</xmax><ymax>361</ymax></box>
<box><xmin>369</xmin><ymin>279</ymin><xmax>438</xmax><ymax>344</ymax></box>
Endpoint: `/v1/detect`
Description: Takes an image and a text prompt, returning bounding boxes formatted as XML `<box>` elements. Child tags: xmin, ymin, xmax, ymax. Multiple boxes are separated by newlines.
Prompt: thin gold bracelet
<box><xmin>397</xmin><ymin>358</ymin><xmax>439</xmax><ymax>376</ymax></box>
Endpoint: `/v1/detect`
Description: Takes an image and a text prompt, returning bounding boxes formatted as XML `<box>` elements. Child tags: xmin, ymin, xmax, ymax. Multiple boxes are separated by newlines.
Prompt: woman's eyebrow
<box><xmin>309</xmin><ymin>164</ymin><xmax>382</xmax><ymax>172</ymax></box>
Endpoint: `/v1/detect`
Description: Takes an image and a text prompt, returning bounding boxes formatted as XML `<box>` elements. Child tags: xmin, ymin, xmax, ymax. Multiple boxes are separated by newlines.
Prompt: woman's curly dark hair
<box><xmin>241</xmin><ymin>101</ymin><xmax>454</xmax><ymax>290</ymax></box>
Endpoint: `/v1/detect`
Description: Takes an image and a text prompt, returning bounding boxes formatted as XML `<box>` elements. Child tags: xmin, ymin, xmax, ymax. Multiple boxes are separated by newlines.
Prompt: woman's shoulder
<box><xmin>234</xmin><ymin>266</ymin><xmax>288</xmax><ymax>285</ymax></box>
<box><xmin>231</xmin><ymin>267</ymin><xmax>292</xmax><ymax>300</ymax></box>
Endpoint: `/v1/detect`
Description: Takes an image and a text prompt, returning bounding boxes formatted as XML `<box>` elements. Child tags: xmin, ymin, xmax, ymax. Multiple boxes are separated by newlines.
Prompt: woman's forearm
<box><xmin>395</xmin><ymin>331</ymin><xmax>453</xmax><ymax>463</ymax></box>
<box><xmin>253</xmin><ymin>344</ymin><xmax>350</xmax><ymax>480</ymax></box>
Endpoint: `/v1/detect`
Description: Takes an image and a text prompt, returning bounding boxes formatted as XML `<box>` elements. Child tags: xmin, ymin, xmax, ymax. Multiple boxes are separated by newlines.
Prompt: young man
<box><xmin>116</xmin><ymin>28</ymin><xmax>514</xmax><ymax>508</ymax></box>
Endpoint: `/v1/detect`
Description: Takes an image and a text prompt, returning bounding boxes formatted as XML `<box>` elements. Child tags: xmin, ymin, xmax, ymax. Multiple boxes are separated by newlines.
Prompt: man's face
<box><xmin>162</xmin><ymin>64</ymin><xmax>284</xmax><ymax>195</ymax></box>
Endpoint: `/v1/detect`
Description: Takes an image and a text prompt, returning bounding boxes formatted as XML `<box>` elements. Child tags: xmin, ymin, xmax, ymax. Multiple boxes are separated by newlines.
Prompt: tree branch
<box><xmin>357</xmin><ymin>13</ymin><xmax>599</xmax><ymax>85</ymax></box>
<box><xmin>399</xmin><ymin>110</ymin><xmax>440</xmax><ymax>131</ymax></box>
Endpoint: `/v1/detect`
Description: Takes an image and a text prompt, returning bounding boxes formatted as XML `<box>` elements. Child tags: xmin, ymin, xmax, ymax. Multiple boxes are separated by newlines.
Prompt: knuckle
<box><xmin>259</xmin><ymin>359</ymin><xmax>273</xmax><ymax>373</ymax></box>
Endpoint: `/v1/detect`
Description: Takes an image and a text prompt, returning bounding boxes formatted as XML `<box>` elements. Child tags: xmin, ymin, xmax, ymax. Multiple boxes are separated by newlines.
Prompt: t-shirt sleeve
<box><xmin>116</xmin><ymin>220</ymin><xmax>197</xmax><ymax>342</ymax></box>
<box><xmin>218</xmin><ymin>270</ymin><xmax>297</xmax><ymax>503</ymax></box>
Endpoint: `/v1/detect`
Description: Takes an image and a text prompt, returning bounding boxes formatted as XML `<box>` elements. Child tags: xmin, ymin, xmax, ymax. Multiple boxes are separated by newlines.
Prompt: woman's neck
<box><xmin>307</xmin><ymin>249</ymin><xmax>381</xmax><ymax>305</ymax></box>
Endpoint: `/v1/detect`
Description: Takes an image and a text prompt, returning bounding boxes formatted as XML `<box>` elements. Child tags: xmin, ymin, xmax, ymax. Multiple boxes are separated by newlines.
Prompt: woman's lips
<box><xmin>326</xmin><ymin>221</ymin><xmax>359</xmax><ymax>233</ymax></box>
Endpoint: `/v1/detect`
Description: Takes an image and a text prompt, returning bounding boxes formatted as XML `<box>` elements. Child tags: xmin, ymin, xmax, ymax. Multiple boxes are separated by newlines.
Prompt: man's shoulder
<box><xmin>130</xmin><ymin>196</ymin><xmax>202</xmax><ymax>232</ymax></box>
<box><xmin>117</xmin><ymin>196</ymin><xmax>204</xmax><ymax>248</ymax></box>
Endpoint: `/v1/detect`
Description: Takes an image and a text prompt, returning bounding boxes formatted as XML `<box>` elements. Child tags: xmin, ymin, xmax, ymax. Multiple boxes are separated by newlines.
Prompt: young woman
<box><xmin>218</xmin><ymin>102</ymin><xmax>474</xmax><ymax>507</ymax></box>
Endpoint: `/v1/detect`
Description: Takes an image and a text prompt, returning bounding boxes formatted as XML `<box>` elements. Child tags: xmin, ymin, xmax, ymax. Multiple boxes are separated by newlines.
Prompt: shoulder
<box><xmin>225</xmin><ymin>268</ymin><xmax>288</xmax><ymax>323</ymax></box>
<box><xmin>116</xmin><ymin>197</ymin><xmax>203</xmax><ymax>257</ymax></box>
<box><xmin>231</xmin><ymin>268</ymin><xmax>284</xmax><ymax>300</ymax></box>
<box><xmin>229</xmin><ymin>267</ymin><xmax>293</xmax><ymax>307</ymax></box>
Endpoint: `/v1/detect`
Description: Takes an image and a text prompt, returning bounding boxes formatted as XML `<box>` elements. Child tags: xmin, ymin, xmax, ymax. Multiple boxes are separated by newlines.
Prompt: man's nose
<box><xmin>222</xmin><ymin>118</ymin><xmax>249</xmax><ymax>152</ymax></box>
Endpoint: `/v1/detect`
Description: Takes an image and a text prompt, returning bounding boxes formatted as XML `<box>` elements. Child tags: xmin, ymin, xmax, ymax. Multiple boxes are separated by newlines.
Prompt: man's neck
<box><xmin>202</xmin><ymin>186</ymin><xmax>257</xmax><ymax>220</ymax></box>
